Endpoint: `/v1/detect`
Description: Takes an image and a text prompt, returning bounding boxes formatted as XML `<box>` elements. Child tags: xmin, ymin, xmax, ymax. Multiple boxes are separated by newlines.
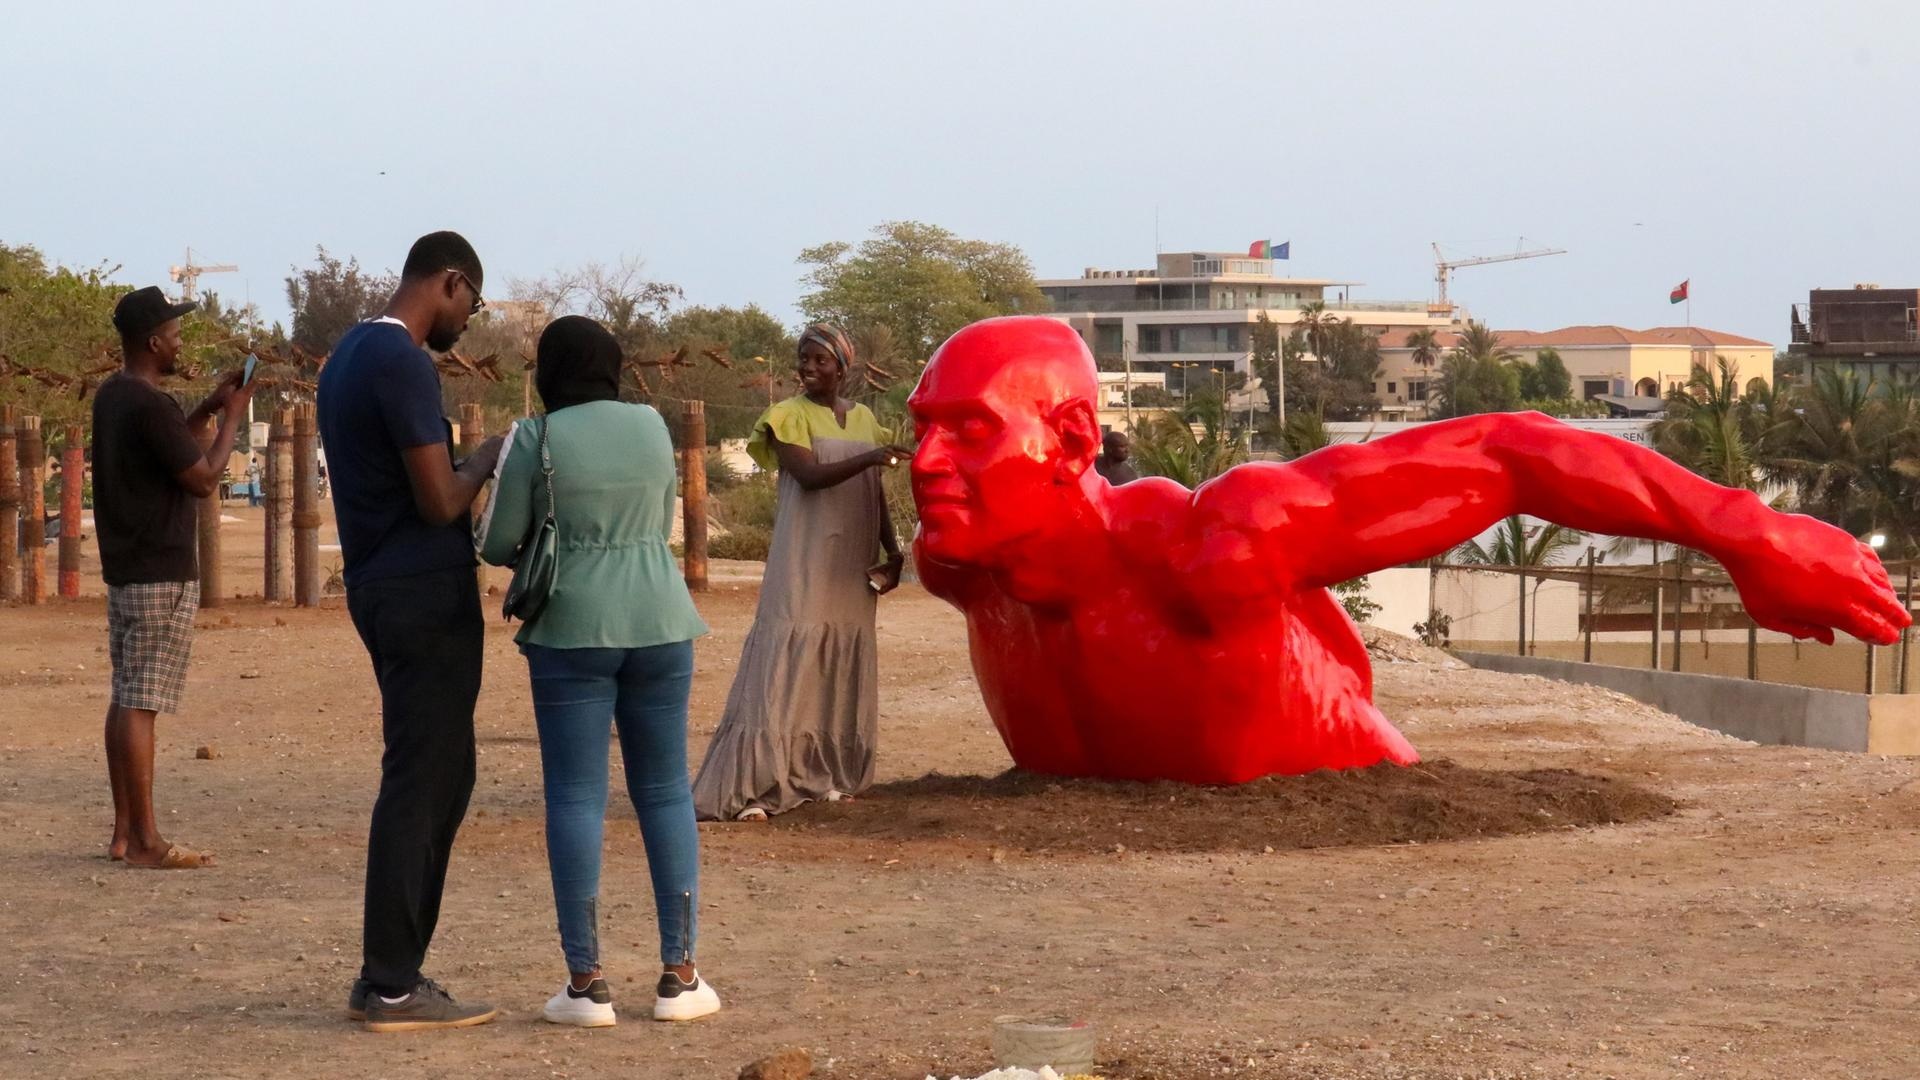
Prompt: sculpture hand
<box><xmin>1723</xmin><ymin>518</ymin><xmax>1910</xmax><ymax>645</ymax></box>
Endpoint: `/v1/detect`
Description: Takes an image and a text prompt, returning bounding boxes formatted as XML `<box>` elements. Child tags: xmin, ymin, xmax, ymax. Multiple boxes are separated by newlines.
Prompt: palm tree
<box><xmin>1406</xmin><ymin>326</ymin><xmax>1442</xmax><ymax>370</ymax></box>
<box><xmin>1451</xmin><ymin>515</ymin><xmax>1587</xmax><ymax>566</ymax></box>
<box><xmin>1453</xmin><ymin>320</ymin><xmax>1513</xmax><ymax>365</ymax></box>
<box><xmin>1293</xmin><ymin>300</ymin><xmax>1332</xmax><ymax>361</ymax></box>
<box><xmin>1431</xmin><ymin>321</ymin><xmax>1520</xmax><ymax>418</ymax></box>
<box><xmin>1281</xmin><ymin>407</ymin><xmax>1331</xmax><ymax>459</ymax></box>
<box><xmin>1650</xmin><ymin>357</ymin><xmax>1762</xmax><ymax>491</ymax></box>
<box><xmin>1131</xmin><ymin>393</ymin><xmax>1248</xmax><ymax>487</ymax></box>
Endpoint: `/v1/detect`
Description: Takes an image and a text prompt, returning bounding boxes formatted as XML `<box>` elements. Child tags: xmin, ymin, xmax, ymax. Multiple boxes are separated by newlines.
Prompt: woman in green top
<box><xmin>692</xmin><ymin>323</ymin><xmax>911</xmax><ymax>821</ymax></box>
<box><xmin>478</xmin><ymin>316</ymin><xmax>718</xmax><ymax>1027</ymax></box>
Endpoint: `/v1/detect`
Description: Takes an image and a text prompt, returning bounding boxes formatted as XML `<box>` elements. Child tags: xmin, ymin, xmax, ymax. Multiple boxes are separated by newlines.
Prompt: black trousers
<box><xmin>346</xmin><ymin>566</ymin><xmax>484</xmax><ymax>995</ymax></box>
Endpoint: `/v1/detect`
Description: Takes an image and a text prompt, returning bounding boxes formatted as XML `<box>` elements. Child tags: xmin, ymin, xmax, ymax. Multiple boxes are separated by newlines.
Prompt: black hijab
<box><xmin>535</xmin><ymin>315</ymin><xmax>623</xmax><ymax>412</ymax></box>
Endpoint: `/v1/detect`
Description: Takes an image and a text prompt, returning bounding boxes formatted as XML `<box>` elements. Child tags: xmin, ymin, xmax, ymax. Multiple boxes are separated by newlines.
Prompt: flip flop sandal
<box><xmin>128</xmin><ymin>844</ymin><xmax>215</xmax><ymax>869</ymax></box>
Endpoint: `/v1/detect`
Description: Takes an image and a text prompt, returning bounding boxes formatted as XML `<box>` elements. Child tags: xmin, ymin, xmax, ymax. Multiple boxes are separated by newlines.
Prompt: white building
<box><xmin>1040</xmin><ymin>250</ymin><xmax>1457</xmax><ymax>404</ymax></box>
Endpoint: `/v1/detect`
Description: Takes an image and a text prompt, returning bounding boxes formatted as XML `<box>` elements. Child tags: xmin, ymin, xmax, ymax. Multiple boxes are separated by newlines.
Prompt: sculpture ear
<box><xmin>1048</xmin><ymin>397</ymin><xmax>1101</xmax><ymax>481</ymax></box>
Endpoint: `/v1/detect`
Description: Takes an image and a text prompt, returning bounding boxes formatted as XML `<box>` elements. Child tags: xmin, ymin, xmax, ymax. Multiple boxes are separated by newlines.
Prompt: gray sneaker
<box><xmin>364</xmin><ymin>977</ymin><xmax>499</xmax><ymax>1033</ymax></box>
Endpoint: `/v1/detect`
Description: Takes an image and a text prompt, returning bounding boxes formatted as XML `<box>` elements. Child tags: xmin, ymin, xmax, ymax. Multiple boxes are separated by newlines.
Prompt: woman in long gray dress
<box><xmin>692</xmin><ymin>324</ymin><xmax>910</xmax><ymax>821</ymax></box>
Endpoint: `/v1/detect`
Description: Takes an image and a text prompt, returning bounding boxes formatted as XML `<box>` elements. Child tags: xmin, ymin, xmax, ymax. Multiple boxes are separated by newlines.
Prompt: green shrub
<box><xmin>713</xmin><ymin>473</ymin><xmax>778</xmax><ymax>530</ymax></box>
<box><xmin>709</xmin><ymin>524</ymin><xmax>772</xmax><ymax>561</ymax></box>
<box><xmin>705</xmin><ymin>453</ymin><xmax>741</xmax><ymax>491</ymax></box>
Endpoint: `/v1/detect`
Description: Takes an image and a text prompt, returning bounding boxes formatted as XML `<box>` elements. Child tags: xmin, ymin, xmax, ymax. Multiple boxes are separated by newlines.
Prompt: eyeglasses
<box><xmin>447</xmin><ymin>269</ymin><xmax>485</xmax><ymax>315</ymax></box>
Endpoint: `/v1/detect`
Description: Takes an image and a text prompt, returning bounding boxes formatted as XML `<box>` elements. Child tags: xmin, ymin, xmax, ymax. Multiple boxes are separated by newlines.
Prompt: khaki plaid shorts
<box><xmin>107</xmin><ymin>580</ymin><xmax>200</xmax><ymax>714</ymax></box>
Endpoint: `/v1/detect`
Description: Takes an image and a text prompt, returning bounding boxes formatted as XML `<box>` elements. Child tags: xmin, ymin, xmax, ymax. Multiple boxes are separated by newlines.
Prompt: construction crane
<box><xmin>168</xmin><ymin>247</ymin><xmax>238</xmax><ymax>303</ymax></box>
<box><xmin>1430</xmin><ymin>239</ymin><xmax>1565</xmax><ymax>318</ymax></box>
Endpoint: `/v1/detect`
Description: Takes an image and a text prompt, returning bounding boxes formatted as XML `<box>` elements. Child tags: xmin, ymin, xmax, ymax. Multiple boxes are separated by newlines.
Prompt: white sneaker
<box><xmin>543</xmin><ymin>978</ymin><xmax>616</xmax><ymax>1028</ymax></box>
<box><xmin>652</xmin><ymin>971</ymin><xmax>721</xmax><ymax>1021</ymax></box>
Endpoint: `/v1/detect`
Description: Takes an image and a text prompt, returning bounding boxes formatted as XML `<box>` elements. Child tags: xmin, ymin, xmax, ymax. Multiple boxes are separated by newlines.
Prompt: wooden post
<box><xmin>1515</xmin><ymin>564</ymin><xmax>1527</xmax><ymax>657</ymax></box>
<box><xmin>1747</xmin><ymin>624</ymin><xmax>1759</xmax><ymax>682</ymax></box>
<box><xmin>1582</xmin><ymin>548</ymin><xmax>1595</xmax><ymax>663</ymax></box>
<box><xmin>681</xmin><ymin>400</ymin><xmax>708</xmax><ymax>592</ymax></box>
<box><xmin>59</xmin><ymin>425</ymin><xmax>84</xmax><ymax>598</ymax></box>
<box><xmin>0</xmin><ymin>406</ymin><xmax>18</xmax><ymax>602</ymax></box>
<box><xmin>1866</xmin><ymin>640</ymin><xmax>1878</xmax><ymax>694</ymax></box>
<box><xmin>1650</xmin><ymin>544</ymin><xmax>1662</xmax><ymax>670</ymax></box>
<box><xmin>293</xmin><ymin>403</ymin><xmax>320</xmax><ymax>606</ymax></box>
<box><xmin>458</xmin><ymin>404</ymin><xmax>488</xmax><ymax>599</ymax></box>
<box><xmin>265</xmin><ymin>408</ymin><xmax>293</xmax><ymax>602</ymax></box>
<box><xmin>18</xmin><ymin>416</ymin><xmax>47</xmax><ymax>604</ymax></box>
<box><xmin>1896</xmin><ymin>564</ymin><xmax>1912</xmax><ymax>687</ymax></box>
<box><xmin>1671</xmin><ymin>553</ymin><xmax>1683</xmax><ymax>673</ymax></box>
<box><xmin>197</xmin><ymin>488</ymin><xmax>222</xmax><ymax>609</ymax></box>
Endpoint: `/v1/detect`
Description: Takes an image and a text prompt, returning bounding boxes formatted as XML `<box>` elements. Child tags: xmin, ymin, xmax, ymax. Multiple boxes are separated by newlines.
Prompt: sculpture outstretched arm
<box><xmin>1189</xmin><ymin>412</ymin><xmax>1908</xmax><ymax>645</ymax></box>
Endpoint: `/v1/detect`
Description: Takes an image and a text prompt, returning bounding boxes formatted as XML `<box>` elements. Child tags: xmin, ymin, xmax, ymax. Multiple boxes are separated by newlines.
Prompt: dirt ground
<box><xmin>3</xmin><ymin>505</ymin><xmax>1920</xmax><ymax>1079</ymax></box>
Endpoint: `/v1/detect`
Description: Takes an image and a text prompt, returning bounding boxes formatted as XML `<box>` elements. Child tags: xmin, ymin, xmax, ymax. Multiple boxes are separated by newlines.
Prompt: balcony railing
<box><xmin>1790</xmin><ymin>302</ymin><xmax>1920</xmax><ymax>346</ymax></box>
<box><xmin>1041</xmin><ymin>295</ymin><xmax>1429</xmax><ymax>315</ymax></box>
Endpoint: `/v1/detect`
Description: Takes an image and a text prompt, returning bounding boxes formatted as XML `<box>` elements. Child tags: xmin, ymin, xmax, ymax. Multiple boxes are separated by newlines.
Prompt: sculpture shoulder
<box><xmin>1189</xmin><ymin>460</ymin><xmax>1316</xmax><ymax>537</ymax></box>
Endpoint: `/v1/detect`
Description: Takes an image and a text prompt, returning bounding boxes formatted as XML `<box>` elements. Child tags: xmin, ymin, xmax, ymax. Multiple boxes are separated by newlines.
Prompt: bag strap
<box><xmin>535</xmin><ymin>414</ymin><xmax>555</xmax><ymax>525</ymax></box>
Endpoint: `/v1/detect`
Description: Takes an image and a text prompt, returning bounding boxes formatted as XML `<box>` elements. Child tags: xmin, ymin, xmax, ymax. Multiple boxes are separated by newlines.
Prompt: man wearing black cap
<box><xmin>317</xmin><ymin>230</ymin><xmax>503</xmax><ymax>1031</ymax></box>
<box><xmin>92</xmin><ymin>285</ymin><xmax>253</xmax><ymax>870</ymax></box>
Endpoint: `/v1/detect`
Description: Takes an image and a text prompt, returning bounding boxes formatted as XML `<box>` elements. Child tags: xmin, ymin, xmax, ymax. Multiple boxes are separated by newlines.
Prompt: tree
<box><xmin>799</xmin><ymin>221</ymin><xmax>1046</xmax><ymax>364</ymax></box>
<box><xmin>1406</xmin><ymin>326</ymin><xmax>1442</xmax><ymax>370</ymax></box>
<box><xmin>284</xmin><ymin>247</ymin><xmax>395</xmax><ymax>354</ymax></box>
<box><xmin>0</xmin><ymin>243</ymin><xmax>244</xmax><ymax>428</ymax></box>
<box><xmin>1279</xmin><ymin>406</ymin><xmax>1331</xmax><ymax>459</ymax></box>
<box><xmin>1284</xmin><ymin>317</ymin><xmax>1381</xmax><ymax>421</ymax></box>
<box><xmin>517</xmin><ymin>257</ymin><xmax>682</xmax><ymax>362</ymax></box>
<box><xmin>1452</xmin><ymin>515</ymin><xmax>1587</xmax><ymax>566</ymax></box>
<box><xmin>1250</xmin><ymin>310</ymin><xmax>1283</xmax><ymax>429</ymax></box>
<box><xmin>1131</xmin><ymin>390</ymin><xmax>1248</xmax><ymax>488</ymax></box>
<box><xmin>1293</xmin><ymin>300</ymin><xmax>1332</xmax><ymax>360</ymax></box>
<box><xmin>1650</xmin><ymin>357</ymin><xmax>1764</xmax><ymax>491</ymax></box>
<box><xmin>1533</xmin><ymin>348</ymin><xmax>1572</xmax><ymax>400</ymax></box>
<box><xmin>659</xmin><ymin>304</ymin><xmax>801</xmax><ymax>440</ymax></box>
<box><xmin>1431</xmin><ymin>321</ymin><xmax>1521</xmax><ymax>418</ymax></box>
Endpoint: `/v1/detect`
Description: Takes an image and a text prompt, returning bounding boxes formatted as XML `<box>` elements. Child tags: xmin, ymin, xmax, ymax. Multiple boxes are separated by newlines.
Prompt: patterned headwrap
<box><xmin>797</xmin><ymin>322</ymin><xmax>856</xmax><ymax>372</ymax></box>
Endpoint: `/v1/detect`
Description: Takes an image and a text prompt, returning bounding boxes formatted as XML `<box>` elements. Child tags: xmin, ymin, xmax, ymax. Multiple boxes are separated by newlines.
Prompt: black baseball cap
<box><xmin>112</xmin><ymin>286</ymin><xmax>197</xmax><ymax>340</ymax></box>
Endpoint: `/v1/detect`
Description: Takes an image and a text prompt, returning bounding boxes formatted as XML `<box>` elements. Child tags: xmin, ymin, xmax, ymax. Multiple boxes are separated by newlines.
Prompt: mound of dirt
<box><xmin>768</xmin><ymin>759</ymin><xmax>1675</xmax><ymax>855</ymax></box>
<box><xmin>1359</xmin><ymin>624</ymin><xmax>1463</xmax><ymax>667</ymax></box>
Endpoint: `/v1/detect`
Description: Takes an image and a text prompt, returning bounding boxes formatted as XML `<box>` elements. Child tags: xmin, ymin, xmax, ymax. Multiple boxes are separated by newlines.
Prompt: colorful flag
<box><xmin>1248</xmin><ymin>240</ymin><xmax>1290</xmax><ymax>260</ymax></box>
<box><xmin>1669</xmin><ymin>279</ymin><xmax>1689</xmax><ymax>304</ymax></box>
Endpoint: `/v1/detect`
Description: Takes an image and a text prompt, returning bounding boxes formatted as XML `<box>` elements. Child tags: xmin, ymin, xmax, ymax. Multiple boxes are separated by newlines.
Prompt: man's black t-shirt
<box><xmin>316</xmin><ymin>320</ymin><xmax>473</xmax><ymax>588</ymax></box>
<box><xmin>91</xmin><ymin>372</ymin><xmax>205</xmax><ymax>586</ymax></box>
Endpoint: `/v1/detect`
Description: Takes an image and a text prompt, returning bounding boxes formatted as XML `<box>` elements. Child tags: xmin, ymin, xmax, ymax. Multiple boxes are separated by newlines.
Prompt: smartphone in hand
<box><xmin>241</xmin><ymin>353</ymin><xmax>259</xmax><ymax>387</ymax></box>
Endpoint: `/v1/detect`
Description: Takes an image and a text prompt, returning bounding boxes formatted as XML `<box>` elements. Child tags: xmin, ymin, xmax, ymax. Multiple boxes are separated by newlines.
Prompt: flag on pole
<box><xmin>1248</xmin><ymin>240</ymin><xmax>1290</xmax><ymax>260</ymax></box>
<box><xmin>1669</xmin><ymin>279</ymin><xmax>1689</xmax><ymax>304</ymax></box>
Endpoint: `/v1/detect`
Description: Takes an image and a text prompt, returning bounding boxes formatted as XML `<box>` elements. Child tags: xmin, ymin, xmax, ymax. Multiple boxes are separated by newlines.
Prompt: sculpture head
<box><xmin>908</xmin><ymin>317</ymin><xmax>1103</xmax><ymax>568</ymax></box>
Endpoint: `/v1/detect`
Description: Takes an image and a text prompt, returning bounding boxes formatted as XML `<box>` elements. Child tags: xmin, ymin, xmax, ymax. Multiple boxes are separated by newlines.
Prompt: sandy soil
<box><xmin>2</xmin><ymin>505</ymin><xmax>1919</xmax><ymax>1079</ymax></box>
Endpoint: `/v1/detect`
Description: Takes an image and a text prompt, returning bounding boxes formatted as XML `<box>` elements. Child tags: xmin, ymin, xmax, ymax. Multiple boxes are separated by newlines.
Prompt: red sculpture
<box><xmin>908</xmin><ymin>316</ymin><xmax>1911</xmax><ymax>784</ymax></box>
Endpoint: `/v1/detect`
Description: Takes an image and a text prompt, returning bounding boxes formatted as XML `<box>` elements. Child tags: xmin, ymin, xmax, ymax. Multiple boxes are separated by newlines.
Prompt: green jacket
<box><xmin>477</xmin><ymin>400</ymin><xmax>708</xmax><ymax>648</ymax></box>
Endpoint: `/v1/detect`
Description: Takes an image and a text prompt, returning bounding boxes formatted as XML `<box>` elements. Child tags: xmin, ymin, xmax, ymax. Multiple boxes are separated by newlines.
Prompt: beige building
<box><xmin>1373</xmin><ymin>325</ymin><xmax>1775</xmax><ymax>417</ymax></box>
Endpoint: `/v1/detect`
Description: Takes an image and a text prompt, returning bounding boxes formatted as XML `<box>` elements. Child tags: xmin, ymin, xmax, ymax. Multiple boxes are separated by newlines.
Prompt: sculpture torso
<box><xmin>916</xmin><ymin>480</ymin><xmax>1418</xmax><ymax>784</ymax></box>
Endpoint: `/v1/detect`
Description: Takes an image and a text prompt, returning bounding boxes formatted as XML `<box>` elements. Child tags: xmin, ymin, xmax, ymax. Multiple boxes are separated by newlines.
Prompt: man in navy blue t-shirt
<box><xmin>317</xmin><ymin>231</ymin><xmax>503</xmax><ymax>1032</ymax></box>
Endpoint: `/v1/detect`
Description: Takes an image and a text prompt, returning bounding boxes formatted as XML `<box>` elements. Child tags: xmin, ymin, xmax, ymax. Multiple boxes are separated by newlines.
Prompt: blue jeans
<box><xmin>523</xmin><ymin>640</ymin><xmax>699</xmax><ymax>973</ymax></box>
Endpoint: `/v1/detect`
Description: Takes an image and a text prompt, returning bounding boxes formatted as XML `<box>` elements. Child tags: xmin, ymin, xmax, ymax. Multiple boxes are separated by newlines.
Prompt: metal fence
<box><xmin>1423</xmin><ymin>554</ymin><xmax>1918</xmax><ymax>695</ymax></box>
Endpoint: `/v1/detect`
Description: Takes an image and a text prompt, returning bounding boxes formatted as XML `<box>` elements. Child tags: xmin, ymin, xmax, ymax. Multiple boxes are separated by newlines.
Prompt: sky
<box><xmin>7</xmin><ymin>0</ymin><xmax>1916</xmax><ymax>346</ymax></box>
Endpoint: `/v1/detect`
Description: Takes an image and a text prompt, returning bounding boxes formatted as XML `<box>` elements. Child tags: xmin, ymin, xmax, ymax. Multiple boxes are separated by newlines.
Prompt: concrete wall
<box><xmin>1455</xmin><ymin>651</ymin><xmax>1920</xmax><ymax>754</ymax></box>
<box><xmin>1358</xmin><ymin>566</ymin><xmax>1431</xmax><ymax>639</ymax></box>
<box><xmin>1454</xmin><ymin>637</ymin><xmax>1910</xmax><ymax>696</ymax></box>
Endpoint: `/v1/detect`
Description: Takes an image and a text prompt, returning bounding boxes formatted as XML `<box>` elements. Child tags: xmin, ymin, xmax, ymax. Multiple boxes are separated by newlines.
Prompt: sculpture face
<box><xmin>908</xmin><ymin>318</ymin><xmax>1100</xmax><ymax>569</ymax></box>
